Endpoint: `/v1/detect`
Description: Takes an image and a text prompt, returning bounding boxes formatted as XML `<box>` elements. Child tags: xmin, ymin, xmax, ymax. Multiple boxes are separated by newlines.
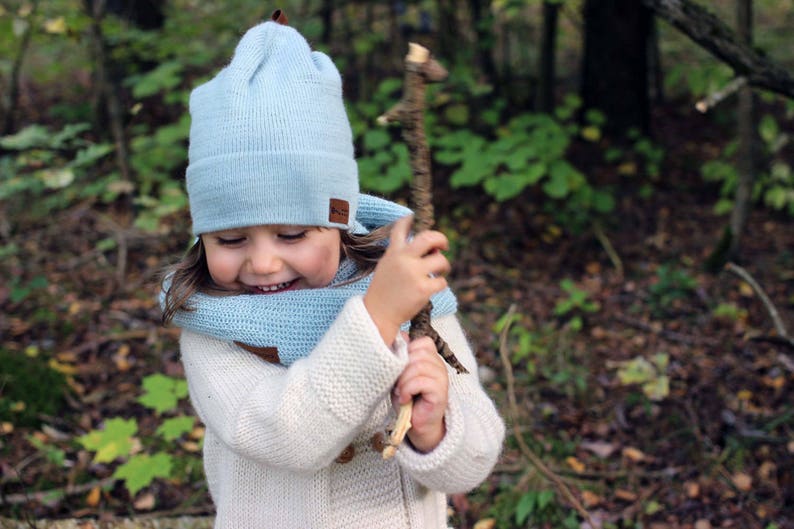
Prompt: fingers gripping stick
<box><xmin>378</xmin><ymin>43</ymin><xmax>467</xmax><ymax>460</ymax></box>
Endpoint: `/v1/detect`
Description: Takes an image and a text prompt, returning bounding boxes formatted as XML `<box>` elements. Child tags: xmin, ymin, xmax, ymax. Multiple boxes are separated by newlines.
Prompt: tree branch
<box><xmin>642</xmin><ymin>0</ymin><xmax>794</xmax><ymax>99</ymax></box>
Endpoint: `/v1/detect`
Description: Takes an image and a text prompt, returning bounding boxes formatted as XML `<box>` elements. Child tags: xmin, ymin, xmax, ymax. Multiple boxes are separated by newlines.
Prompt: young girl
<box><xmin>161</xmin><ymin>15</ymin><xmax>504</xmax><ymax>529</ymax></box>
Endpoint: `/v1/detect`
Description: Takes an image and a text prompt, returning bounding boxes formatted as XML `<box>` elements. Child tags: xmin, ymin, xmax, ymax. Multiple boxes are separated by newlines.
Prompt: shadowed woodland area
<box><xmin>1</xmin><ymin>0</ymin><xmax>793</xmax><ymax>528</ymax></box>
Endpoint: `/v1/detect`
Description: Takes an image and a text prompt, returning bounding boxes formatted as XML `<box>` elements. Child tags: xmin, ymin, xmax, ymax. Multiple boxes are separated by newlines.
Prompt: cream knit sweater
<box><xmin>180</xmin><ymin>295</ymin><xmax>504</xmax><ymax>529</ymax></box>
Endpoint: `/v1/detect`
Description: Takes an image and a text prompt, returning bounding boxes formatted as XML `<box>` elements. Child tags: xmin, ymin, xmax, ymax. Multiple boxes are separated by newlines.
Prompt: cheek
<box><xmin>308</xmin><ymin>242</ymin><xmax>340</xmax><ymax>284</ymax></box>
<box><xmin>205</xmin><ymin>249</ymin><xmax>238</xmax><ymax>284</ymax></box>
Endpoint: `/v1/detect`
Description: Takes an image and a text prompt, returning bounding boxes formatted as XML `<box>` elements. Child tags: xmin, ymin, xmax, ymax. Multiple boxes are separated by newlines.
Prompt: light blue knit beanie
<box><xmin>186</xmin><ymin>19</ymin><xmax>359</xmax><ymax>236</ymax></box>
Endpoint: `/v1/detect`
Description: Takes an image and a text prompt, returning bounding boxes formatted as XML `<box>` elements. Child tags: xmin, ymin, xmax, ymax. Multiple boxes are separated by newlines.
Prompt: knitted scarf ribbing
<box><xmin>163</xmin><ymin>195</ymin><xmax>457</xmax><ymax>366</ymax></box>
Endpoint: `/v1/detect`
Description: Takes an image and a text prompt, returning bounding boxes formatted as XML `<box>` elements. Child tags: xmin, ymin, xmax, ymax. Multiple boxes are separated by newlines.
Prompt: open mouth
<box><xmin>250</xmin><ymin>279</ymin><xmax>298</xmax><ymax>294</ymax></box>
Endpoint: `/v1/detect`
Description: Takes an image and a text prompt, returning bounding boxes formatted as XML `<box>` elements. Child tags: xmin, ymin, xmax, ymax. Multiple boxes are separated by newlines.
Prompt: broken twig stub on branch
<box><xmin>378</xmin><ymin>42</ymin><xmax>468</xmax><ymax>459</ymax></box>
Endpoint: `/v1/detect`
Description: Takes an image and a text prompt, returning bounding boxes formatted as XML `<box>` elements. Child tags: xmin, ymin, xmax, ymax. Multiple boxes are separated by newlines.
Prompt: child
<box><xmin>161</xmin><ymin>15</ymin><xmax>504</xmax><ymax>529</ymax></box>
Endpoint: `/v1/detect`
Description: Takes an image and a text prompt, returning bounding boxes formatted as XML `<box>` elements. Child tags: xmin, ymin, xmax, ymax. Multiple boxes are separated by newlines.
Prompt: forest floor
<box><xmin>1</xmin><ymin>102</ymin><xmax>792</xmax><ymax>528</ymax></box>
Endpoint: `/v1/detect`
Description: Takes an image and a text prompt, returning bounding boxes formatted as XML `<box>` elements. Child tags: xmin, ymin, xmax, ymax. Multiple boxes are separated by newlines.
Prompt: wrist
<box><xmin>363</xmin><ymin>293</ymin><xmax>400</xmax><ymax>345</ymax></box>
<box><xmin>407</xmin><ymin>418</ymin><xmax>446</xmax><ymax>454</ymax></box>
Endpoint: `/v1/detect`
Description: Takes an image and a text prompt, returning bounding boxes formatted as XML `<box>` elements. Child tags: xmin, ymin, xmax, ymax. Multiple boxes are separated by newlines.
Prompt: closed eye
<box><xmin>216</xmin><ymin>236</ymin><xmax>246</xmax><ymax>246</ymax></box>
<box><xmin>278</xmin><ymin>231</ymin><xmax>307</xmax><ymax>241</ymax></box>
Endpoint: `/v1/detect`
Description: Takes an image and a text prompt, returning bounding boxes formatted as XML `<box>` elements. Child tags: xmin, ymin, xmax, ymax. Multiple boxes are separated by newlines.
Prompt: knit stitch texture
<box><xmin>180</xmin><ymin>299</ymin><xmax>505</xmax><ymax>528</ymax></box>
<box><xmin>186</xmin><ymin>20</ymin><xmax>359</xmax><ymax>235</ymax></box>
<box><xmin>163</xmin><ymin>195</ymin><xmax>457</xmax><ymax>366</ymax></box>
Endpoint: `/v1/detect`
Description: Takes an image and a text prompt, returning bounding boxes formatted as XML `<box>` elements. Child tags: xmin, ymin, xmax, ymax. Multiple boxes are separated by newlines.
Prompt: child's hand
<box><xmin>393</xmin><ymin>335</ymin><xmax>449</xmax><ymax>453</ymax></box>
<box><xmin>363</xmin><ymin>215</ymin><xmax>450</xmax><ymax>345</ymax></box>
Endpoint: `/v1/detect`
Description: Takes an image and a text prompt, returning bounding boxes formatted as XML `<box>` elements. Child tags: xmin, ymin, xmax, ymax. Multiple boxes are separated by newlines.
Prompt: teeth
<box><xmin>257</xmin><ymin>281</ymin><xmax>292</xmax><ymax>292</ymax></box>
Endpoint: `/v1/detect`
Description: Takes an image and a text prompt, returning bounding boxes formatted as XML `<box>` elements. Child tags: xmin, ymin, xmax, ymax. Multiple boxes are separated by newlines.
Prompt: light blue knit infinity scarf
<box><xmin>163</xmin><ymin>195</ymin><xmax>457</xmax><ymax>366</ymax></box>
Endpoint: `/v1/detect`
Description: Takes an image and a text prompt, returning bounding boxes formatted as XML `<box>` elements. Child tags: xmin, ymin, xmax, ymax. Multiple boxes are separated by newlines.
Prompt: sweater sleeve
<box><xmin>180</xmin><ymin>295</ymin><xmax>407</xmax><ymax>473</ymax></box>
<box><xmin>395</xmin><ymin>313</ymin><xmax>505</xmax><ymax>493</ymax></box>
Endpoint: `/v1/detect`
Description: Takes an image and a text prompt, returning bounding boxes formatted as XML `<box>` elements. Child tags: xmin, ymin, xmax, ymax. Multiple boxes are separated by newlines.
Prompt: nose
<box><xmin>247</xmin><ymin>239</ymin><xmax>282</xmax><ymax>276</ymax></box>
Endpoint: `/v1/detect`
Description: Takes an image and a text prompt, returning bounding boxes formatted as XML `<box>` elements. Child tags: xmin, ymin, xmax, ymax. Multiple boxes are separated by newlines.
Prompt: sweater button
<box><xmin>335</xmin><ymin>444</ymin><xmax>355</xmax><ymax>464</ymax></box>
<box><xmin>370</xmin><ymin>432</ymin><xmax>387</xmax><ymax>453</ymax></box>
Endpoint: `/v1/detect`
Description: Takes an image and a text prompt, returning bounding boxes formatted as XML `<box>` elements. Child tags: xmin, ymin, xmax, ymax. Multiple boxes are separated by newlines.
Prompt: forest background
<box><xmin>0</xmin><ymin>0</ymin><xmax>792</xmax><ymax>528</ymax></box>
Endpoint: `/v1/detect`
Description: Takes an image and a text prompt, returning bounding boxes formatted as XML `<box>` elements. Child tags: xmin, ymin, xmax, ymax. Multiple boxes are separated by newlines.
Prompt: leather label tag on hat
<box><xmin>329</xmin><ymin>198</ymin><xmax>349</xmax><ymax>224</ymax></box>
<box><xmin>234</xmin><ymin>342</ymin><xmax>280</xmax><ymax>364</ymax></box>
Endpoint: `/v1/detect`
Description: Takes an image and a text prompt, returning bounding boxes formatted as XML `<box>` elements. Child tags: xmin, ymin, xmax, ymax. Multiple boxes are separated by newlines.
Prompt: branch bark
<box><xmin>641</xmin><ymin>0</ymin><xmax>794</xmax><ymax>99</ymax></box>
<box><xmin>378</xmin><ymin>43</ymin><xmax>467</xmax><ymax>459</ymax></box>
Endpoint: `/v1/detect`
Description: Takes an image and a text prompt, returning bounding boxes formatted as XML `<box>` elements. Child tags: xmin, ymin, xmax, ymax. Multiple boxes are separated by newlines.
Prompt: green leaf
<box><xmin>38</xmin><ymin>167</ymin><xmax>75</xmax><ymax>189</ymax></box>
<box><xmin>434</xmin><ymin>148</ymin><xmax>467</xmax><ymax>165</ymax></box>
<box><xmin>537</xmin><ymin>489</ymin><xmax>555</xmax><ymax>510</ymax></box>
<box><xmin>138</xmin><ymin>374</ymin><xmax>188</xmax><ymax>414</ymax></box>
<box><xmin>444</xmin><ymin>104</ymin><xmax>470</xmax><ymax>126</ymax></box>
<box><xmin>642</xmin><ymin>375</ymin><xmax>670</xmax><ymax>401</ymax></box>
<box><xmin>525</xmin><ymin>162</ymin><xmax>546</xmax><ymax>185</ymax></box>
<box><xmin>515</xmin><ymin>492</ymin><xmax>536</xmax><ymax>525</ymax></box>
<box><xmin>78</xmin><ymin>417</ymin><xmax>138</xmax><ymax>463</ymax></box>
<box><xmin>363</xmin><ymin>129</ymin><xmax>391</xmax><ymax>151</ymax></box>
<box><xmin>484</xmin><ymin>173</ymin><xmax>527</xmax><ymax>202</ymax></box>
<box><xmin>543</xmin><ymin>168</ymin><xmax>569</xmax><ymax>198</ymax></box>
<box><xmin>50</xmin><ymin>123</ymin><xmax>91</xmax><ymax>148</ymax></box>
<box><xmin>580</xmin><ymin>125</ymin><xmax>601</xmax><ymax>142</ymax></box>
<box><xmin>450</xmin><ymin>155</ymin><xmax>491</xmax><ymax>188</ymax></box>
<box><xmin>72</xmin><ymin>143</ymin><xmax>114</xmax><ymax>168</ymax></box>
<box><xmin>592</xmin><ymin>190</ymin><xmax>616</xmax><ymax>213</ymax></box>
<box><xmin>129</xmin><ymin>61</ymin><xmax>184</xmax><ymax>99</ymax></box>
<box><xmin>759</xmin><ymin>114</ymin><xmax>779</xmax><ymax>144</ymax></box>
<box><xmin>156</xmin><ymin>416</ymin><xmax>196</xmax><ymax>441</ymax></box>
<box><xmin>113</xmin><ymin>452</ymin><xmax>173</xmax><ymax>496</ymax></box>
<box><xmin>616</xmin><ymin>357</ymin><xmax>656</xmax><ymax>385</ymax></box>
<box><xmin>0</xmin><ymin>125</ymin><xmax>51</xmax><ymax>150</ymax></box>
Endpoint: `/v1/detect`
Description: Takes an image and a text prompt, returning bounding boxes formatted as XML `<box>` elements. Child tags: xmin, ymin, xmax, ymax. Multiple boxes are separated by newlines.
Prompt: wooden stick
<box><xmin>379</xmin><ymin>43</ymin><xmax>466</xmax><ymax>459</ymax></box>
<box><xmin>725</xmin><ymin>262</ymin><xmax>794</xmax><ymax>371</ymax></box>
<box><xmin>695</xmin><ymin>76</ymin><xmax>748</xmax><ymax>113</ymax></box>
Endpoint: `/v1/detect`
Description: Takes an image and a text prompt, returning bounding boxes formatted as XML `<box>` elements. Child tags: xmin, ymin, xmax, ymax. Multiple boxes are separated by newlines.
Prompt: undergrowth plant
<box><xmin>701</xmin><ymin>106</ymin><xmax>794</xmax><ymax>217</ymax></box>
<box><xmin>77</xmin><ymin>374</ymin><xmax>201</xmax><ymax>499</ymax></box>
<box><xmin>494</xmin><ymin>303</ymin><xmax>592</xmax><ymax>404</ymax></box>
<box><xmin>648</xmin><ymin>264</ymin><xmax>699</xmax><ymax>316</ymax></box>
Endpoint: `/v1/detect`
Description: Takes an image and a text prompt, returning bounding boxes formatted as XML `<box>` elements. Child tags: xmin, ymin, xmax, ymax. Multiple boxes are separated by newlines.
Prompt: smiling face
<box><xmin>202</xmin><ymin>225</ymin><xmax>341</xmax><ymax>294</ymax></box>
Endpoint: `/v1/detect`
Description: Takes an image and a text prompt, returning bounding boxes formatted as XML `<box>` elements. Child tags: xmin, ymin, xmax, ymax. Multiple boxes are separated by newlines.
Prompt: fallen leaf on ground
<box><xmin>622</xmin><ymin>446</ymin><xmax>646</xmax><ymax>462</ymax></box>
<box><xmin>472</xmin><ymin>519</ymin><xmax>496</xmax><ymax>529</ymax></box>
<box><xmin>581</xmin><ymin>490</ymin><xmax>602</xmax><ymax>507</ymax></box>
<box><xmin>565</xmin><ymin>456</ymin><xmax>586</xmax><ymax>473</ymax></box>
<box><xmin>614</xmin><ymin>488</ymin><xmax>638</xmax><ymax>502</ymax></box>
<box><xmin>685</xmin><ymin>480</ymin><xmax>700</xmax><ymax>498</ymax></box>
<box><xmin>580</xmin><ymin>440</ymin><xmax>618</xmax><ymax>458</ymax></box>
<box><xmin>133</xmin><ymin>492</ymin><xmax>156</xmax><ymax>510</ymax></box>
<box><xmin>85</xmin><ymin>486</ymin><xmax>101</xmax><ymax>507</ymax></box>
<box><xmin>732</xmin><ymin>472</ymin><xmax>752</xmax><ymax>491</ymax></box>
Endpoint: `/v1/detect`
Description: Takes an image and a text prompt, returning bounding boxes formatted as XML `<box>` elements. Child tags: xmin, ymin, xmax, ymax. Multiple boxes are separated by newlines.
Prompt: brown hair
<box><xmin>160</xmin><ymin>225</ymin><xmax>392</xmax><ymax>325</ymax></box>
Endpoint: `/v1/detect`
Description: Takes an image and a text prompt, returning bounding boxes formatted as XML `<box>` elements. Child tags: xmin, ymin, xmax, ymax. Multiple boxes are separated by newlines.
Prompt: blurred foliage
<box><xmin>77</xmin><ymin>374</ymin><xmax>200</xmax><ymax>498</ymax></box>
<box><xmin>1</xmin><ymin>0</ymin><xmax>794</xmax><ymax>521</ymax></box>
<box><xmin>1</xmin><ymin>0</ymin><xmax>792</xmax><ymax>240</ymax></box>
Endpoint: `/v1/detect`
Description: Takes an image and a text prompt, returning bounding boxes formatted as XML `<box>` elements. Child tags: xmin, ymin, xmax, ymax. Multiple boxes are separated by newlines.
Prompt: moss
<box><xmin>0</xmin><ymin>348</ymin><xmax>70</xmax><ymax>427</ymax></box>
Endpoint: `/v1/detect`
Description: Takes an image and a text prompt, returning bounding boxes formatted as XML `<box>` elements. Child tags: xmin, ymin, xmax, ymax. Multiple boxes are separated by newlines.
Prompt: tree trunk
<box><xmin>729</xmin><ymin>0</ymin><xmax>757</xmax><ymax>259</ymax></box>
<box><xmin>581</xmin><ymin>0</ymin><xmax>652</xmax><ymax>136</ymax></box>
<box><xmin>320</xmin><ymin>0</ymin><xmax>333</xmax><ymax>44</ymax></box>
<box><xmin>84</xmin><ymin>0</ymin><xmax>133</xmax><ymax>207</ymax></box>
<box><xmin>536</xmin><ymin>1</ymin><xmax>560</xmax><ymax>113</ymax></box>
<box><xmin>436</xmin><ymin>0</ymin><xmax>460</xmax><ymax>67</ymax></box>
<box><xmin>1</xmin><ymin>0</ymin><xmax>39</xmax><ymax>137</ymax></box>
<box><xmin>647</xmin><ymin>16</ymin><xmax>665</xmax><ymax>104</ymax></box>
<box><xmin>468</xmin><ymin>0</ymin><xmax>498</xmax><ymax>84</ymax></box>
